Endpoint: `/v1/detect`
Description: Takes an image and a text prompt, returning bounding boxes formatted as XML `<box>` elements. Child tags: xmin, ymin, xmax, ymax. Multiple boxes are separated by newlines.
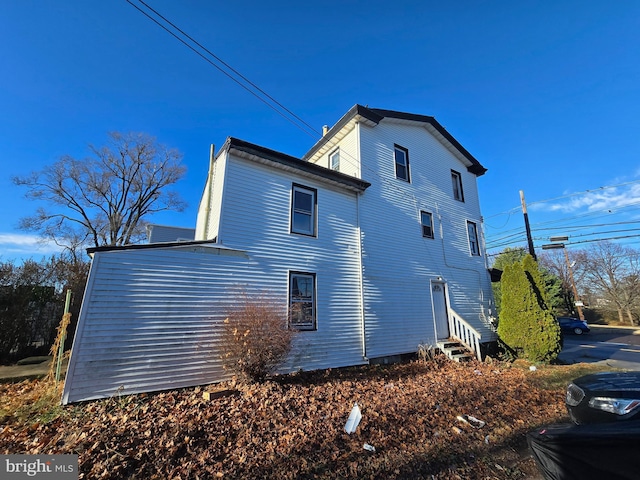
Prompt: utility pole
<box><xmin>520</xmin><ymin>190</ymin><xmax>537</xmax><ymax>260</ymax></box>
<box><xmin>563</xmin><ymin>248</ymin><xmax>585</xmax><ymax>321</ymax></box>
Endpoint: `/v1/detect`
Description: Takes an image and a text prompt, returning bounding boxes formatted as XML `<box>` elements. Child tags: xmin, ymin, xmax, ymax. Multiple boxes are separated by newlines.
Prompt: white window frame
<box><xmin>420</xmin><ymin>211</ymin><xmax>434</xmax><ymax>239</ymax></box>
<box><xmin>394</xmin><ymin>144</ymin><xmax>410</xmax><ymax>182</ymax></box>
<box><xmin>290</xmin><ymin>184</ymin><xmax>317</xmax><ymax>236</ymax></box>
<box><xmin>451</xmin><ymin>170</ymin><xmax>464</xmax><ymax>202</ymax></box>
<box><xmin>329</xmin><ymin>148</ymin><xmax>340</xmax><ymax>171</ymax></box>
<box><xmin>289</xmin><ymin>271</ymin><xmax>316</xmax><ymax>330</ymax></box>
<box><xmin>467</xmin><ymin>220</ymin><xmax>480</xmax><ymax>256</ymax></box>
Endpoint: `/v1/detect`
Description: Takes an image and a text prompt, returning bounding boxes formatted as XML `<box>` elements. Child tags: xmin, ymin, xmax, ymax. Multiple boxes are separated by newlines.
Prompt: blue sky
<box><xmin>1</xmin><ymin>1</ymin><xmax>639</xmax><ymax>261</ymax></box>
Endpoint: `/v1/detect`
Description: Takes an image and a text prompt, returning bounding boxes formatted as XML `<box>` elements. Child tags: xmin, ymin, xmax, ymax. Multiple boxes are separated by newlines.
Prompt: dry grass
<box><xmin>519</xmin><ymin>361</ymin><xmax>611</xmax><ymax>391</ymax></box>
<box><xmin>0</xmin><ymin>379</ymin><xmax>64</xmax><ymax>425</ymax></box>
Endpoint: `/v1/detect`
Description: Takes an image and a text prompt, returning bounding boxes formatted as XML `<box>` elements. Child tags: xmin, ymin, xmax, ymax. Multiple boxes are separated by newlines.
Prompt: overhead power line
<box><xmin>526</xmin><ymin>179</ymin><xmax>640</xmax><ymax>208</ymax></box>
<box><xmin>485</xmin><ymin>180</ymin><xmax>640</xmax><ymax>222</ymax></box>
<box><xmin>486</xmin><ymin>218</ymin><xmax>640</xmax><ymax>248</ymax></box>
<box><xmin>124</xmin><ymin>1</ymin><xmax>450</xmax><ymax>219</ymax></box>
<box><xmin>486</xmin><ymin>201</ymin><xmax>640</xmax><ymax>248</ymax></box>
<box><xmin>126</xmin><ymin>0</ymin><xmax>321</xmax><ymax>139</ymax></box>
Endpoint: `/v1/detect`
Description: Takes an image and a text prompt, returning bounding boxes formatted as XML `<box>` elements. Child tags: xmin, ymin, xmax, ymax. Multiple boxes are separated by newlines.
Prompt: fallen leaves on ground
<box><xmin>0</xmin><ymin>359</ymin><xmax>568</xmax><ymax>479</ymax></box>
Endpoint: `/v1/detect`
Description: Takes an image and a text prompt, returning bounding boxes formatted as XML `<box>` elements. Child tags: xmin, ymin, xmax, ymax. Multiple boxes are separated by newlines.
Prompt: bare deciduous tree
<box><xmin>539</xmin><ymin>248</ymin><xmax>588</xmax><ymax>316</ymax></box>
<box><xmin>582</xmin><ymin>241</ymin><xmax>640</xmax><ymax>325</ymax></box>
<box><xmin>13</xmin><ymin>132</ymin><xmax>187</xmax><ymax>254</ymax></box>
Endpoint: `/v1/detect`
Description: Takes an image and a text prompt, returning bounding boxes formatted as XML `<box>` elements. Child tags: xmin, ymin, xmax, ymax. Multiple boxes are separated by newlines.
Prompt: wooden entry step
<box><xmin>437</xmin><ymin>339</ymin><xmax>474</xmax><ymax>362</ymax></box>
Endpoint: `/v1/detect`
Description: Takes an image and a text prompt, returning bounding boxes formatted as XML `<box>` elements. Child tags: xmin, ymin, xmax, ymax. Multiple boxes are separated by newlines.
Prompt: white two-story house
<box><xmin>62</xmin><ymin>105</ymin><xmax>496</xmax><ymax>404</ymax></box>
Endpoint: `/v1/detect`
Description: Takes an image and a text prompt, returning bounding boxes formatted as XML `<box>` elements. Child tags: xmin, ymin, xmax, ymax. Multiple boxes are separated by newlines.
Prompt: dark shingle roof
<box><xmin>303</xmin><ymin>105</ymin><xmax>487</xmax><ymax>176</ymax></box>
<box><xmin>225</xmin><ymin>137</ymin><xmax>371</xmax><ymax>192</ymax></box>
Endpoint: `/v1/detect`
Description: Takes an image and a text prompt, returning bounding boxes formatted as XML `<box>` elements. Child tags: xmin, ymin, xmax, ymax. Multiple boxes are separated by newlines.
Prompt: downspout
<box><xmin>355</xmin><ymin>121</ymin><xmax>367</xmax><ymax>360</ymax></box>
<box><xmin>357</xmin><ymin>191</ymin><xmax>367</xmax><ymax>361</ymax></box>
<box><xmin>479</xmin><ymin>215</ymin><xmax>495</xmax><ymax>323</ymax></box>
<box><xmin>203</xmin><ymin>144</ymin><xmax>215</xmax><ymax>240</ymax></box>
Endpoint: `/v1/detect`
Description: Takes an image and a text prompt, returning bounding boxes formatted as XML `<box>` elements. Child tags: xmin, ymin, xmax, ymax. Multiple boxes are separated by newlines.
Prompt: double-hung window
<box><xmin>291</xmin><ymin>184</ymin><xmax>317</xmax><ymax>236</ymax></box>
<box><xmin>394</xmin><ymin>144</ymin><xmax>410</xmax><ymax>182</ymax></box>
<box><xmin>289</xmin><ymin>272</ymin><xmax>316</xmax><ymax>330</ymax></box>
<box><xmin>451</xmin><ymin>170</ymin><xmax>464</xmax><ymax>202</ymax></box>
<box><xmin>420</xmin><ymin>211</ymin><xmax>434</xmax><ymax>239</ymax></box>
<box><xmin>467</xmin><ymin>221</ymin><xmax>480</xmax><ymax>256</ymax></box>
<box><xmin>329</xmin><ymin>148</ymin><xmax>340</xmax><ymax>171</ymax></box>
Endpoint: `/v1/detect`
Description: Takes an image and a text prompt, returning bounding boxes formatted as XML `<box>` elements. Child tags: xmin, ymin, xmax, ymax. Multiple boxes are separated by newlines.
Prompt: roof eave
<box><xmin>86</xmin><ymin>239</ymin><xmax>242</xmax><ymax>255</ymax></box>
<box><xmin>368</xmin><ymin>108</ymin><xmax>487</xmax><ymax>176</ymax></box>
<box><xmin>227</xmin><ymin>137</ymin><xmax>371</xmax><ymax>193</ymax></box>
<box><xmin>302</xmin><ymin>105</ymin><xmax>383</xmax><ymax>162</ymax></box>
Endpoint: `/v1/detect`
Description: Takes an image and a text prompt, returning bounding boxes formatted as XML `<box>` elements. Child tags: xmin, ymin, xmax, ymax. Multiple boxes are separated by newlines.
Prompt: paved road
<box><xmin>558</xmin><ymin>325</ymin><xmax>640</xmax><ymax>371</ymax></box>
<box><xmin>0</xmin><ymin>357</ymin><xmax>68</xmax><ymax>382</ymax></box>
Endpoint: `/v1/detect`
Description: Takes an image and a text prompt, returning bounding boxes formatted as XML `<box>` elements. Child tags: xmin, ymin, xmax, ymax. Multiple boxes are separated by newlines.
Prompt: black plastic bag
<box><xmin>528</xmin><ymin>422</ymin><xmax>640</xmax><ymax>480</ymax></box>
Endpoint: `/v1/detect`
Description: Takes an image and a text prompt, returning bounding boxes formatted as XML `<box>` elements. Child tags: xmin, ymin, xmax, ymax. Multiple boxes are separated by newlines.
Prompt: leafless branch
<box><xmin>13</xmin><ymin>132</ymin><xmax>186</xmax><ymax>253</ymax></box>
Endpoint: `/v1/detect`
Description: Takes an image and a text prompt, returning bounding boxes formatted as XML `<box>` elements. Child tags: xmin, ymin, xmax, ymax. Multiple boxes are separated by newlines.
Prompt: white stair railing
<box><xmin>448</xmin><ymin>309</ymin><xmax>482</xmax><ymax>361</ymax></box>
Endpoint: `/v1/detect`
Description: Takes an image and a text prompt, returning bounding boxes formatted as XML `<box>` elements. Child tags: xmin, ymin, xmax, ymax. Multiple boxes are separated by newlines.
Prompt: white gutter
<box><xmin>355</xmin><ymin>121</ymin><xmax>367</xmax><ymax>360</ymax></box>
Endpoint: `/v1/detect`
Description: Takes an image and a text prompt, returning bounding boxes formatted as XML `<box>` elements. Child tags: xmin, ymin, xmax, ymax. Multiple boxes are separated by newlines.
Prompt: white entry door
<box><xmin>431</xmin><ymin>281</ymin><xmax>449</xmax><ymax>341</ymax></box>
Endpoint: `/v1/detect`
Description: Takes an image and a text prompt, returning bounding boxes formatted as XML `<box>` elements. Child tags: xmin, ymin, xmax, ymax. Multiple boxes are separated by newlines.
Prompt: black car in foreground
<box><xmin>528</xmin><ymin>371</ymin><xmax>640</xmax><ymax>479</ymax></box>
<box><xmin>566</xmin><ymin>371</ymin><xmax>640</xmax><ymax>424</ymax></box>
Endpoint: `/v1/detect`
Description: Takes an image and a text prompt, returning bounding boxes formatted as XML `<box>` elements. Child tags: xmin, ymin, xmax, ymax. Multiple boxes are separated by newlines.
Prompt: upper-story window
<box><xmin>329</xmin><ymin>148</ymin><xmax>340</xmax><ymax>171</ymax></box>
<box><xmin>291</xmin><ymin>184</ymin><xmax>317</xmax><ymax>236</ymax></box>
<box><xmin>420</xmin><ymin>211</ymin><xmax>434</xmax><ymax>239</ymax></box>
<box><xmin>467</xmin><ymin>221</ymin><xmax>480</xmax><ymax>256</ymax></box>
<box><xmin>394</xmin><ymin>144</ymin><xmax>410</xmax><ymax>182</ymax></box>
<box><xmin>451</xmin><ymin>170</ymin><xmax>464</xmax><ymax>202</ymax></box>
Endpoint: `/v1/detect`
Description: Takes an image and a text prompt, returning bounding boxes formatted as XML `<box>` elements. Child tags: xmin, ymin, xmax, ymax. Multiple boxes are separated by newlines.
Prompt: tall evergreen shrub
<box><xmin>497</xmin><ymin>255</ymin><xmax>562</xmax><ymax>362</ymax></box>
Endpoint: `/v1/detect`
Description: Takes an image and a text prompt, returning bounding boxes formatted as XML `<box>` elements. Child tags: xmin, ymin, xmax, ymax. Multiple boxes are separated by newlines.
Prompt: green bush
<box><xmin>497</xmin><ymin>255</ymin><xmax>562</xmax><ymax>363</ymax></box>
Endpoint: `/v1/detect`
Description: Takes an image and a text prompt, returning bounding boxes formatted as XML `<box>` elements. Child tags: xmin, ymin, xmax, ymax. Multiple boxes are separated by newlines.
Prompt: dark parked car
<box><xmin>528</xmin><ymin>371</ymin><xmax>640</xmax><ymax>479</ymax></box>
<box><xmin>557</xmin><ymin>316</ymin><xmax>590</xmax><ymax>335</ymax></box>
<box><xmin>565</xmin><ymin>371</ymin><xmax>640</xmax><ymax>424</ymax></box>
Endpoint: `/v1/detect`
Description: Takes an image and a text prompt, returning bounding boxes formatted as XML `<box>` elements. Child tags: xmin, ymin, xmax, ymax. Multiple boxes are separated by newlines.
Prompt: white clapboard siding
<box><xmin>146</xmin><ymin>224</ymin><xmax>195</xmax><ymax>243</ymax></box>
<box><xmin>63</xmin><ymin>244</ymin><xmax>258</xmax><ymax>404</ymax></box>
<box><xmin>218</xmin><ymin>154</ymin><xmax>366</xmax><ymax>372</ymax></box>
<box><xmin>63</xmin><ymin>153</ymin><xmax>369</xmax><ymax>403</ymax></box>
<box><xmin>356</xmin><ymin>120</ymin><xmax>495</xmax><ymax>358</ymax></box>
<box><xmin>310</xmin><ymin>127</ymin><xmax>360</xmax><ymax>178</ymax></box>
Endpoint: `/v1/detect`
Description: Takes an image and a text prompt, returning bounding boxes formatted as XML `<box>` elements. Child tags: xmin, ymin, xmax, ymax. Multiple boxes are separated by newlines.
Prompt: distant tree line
<box><xmin>0</xmin><ymin>253</ymin><xmax>88</xmax><ymax>363</ymax></box>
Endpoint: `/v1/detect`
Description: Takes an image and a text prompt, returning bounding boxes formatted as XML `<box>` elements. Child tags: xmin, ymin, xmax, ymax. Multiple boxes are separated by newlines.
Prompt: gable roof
<box><xmin>222</xmin><ymin>137</ymin><xmax>371</xmax><ymax>193</ymax></box>
<box><xmin>303</xmin><ymin>104</ymin><xmax>487</xmax><ymax>176</ymax></box>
